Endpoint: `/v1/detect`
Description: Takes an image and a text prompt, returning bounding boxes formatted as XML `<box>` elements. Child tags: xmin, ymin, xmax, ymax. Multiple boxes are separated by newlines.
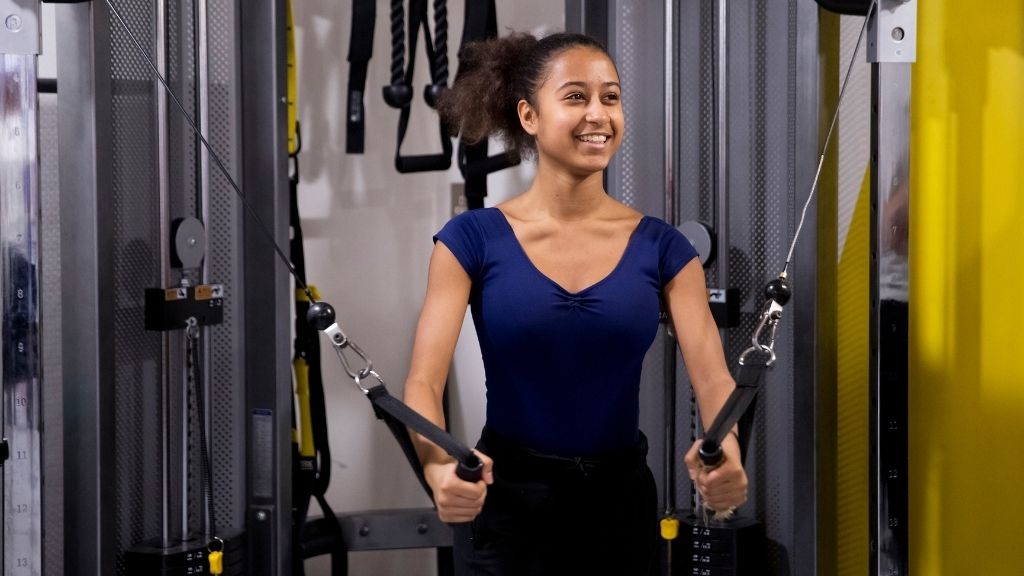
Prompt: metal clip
<box><xmin>323</xmin><ymin>323</ymin><xmax>375</xmax><ymax>389</ymax></box>
<box><xmin>185</xmin><ymin>316</ymin><xmax>199</xmax><ymax>340</ymax></box>
<box><xmin>739</xmin><ymin>299</ymin><xmax>784</xmax><ymax>366</ymax></box>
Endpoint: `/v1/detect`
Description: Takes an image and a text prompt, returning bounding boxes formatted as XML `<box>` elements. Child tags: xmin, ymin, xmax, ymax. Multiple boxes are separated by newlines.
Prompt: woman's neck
<box><xmin>519</xmin><ymin>158</ymin><xmax>608</xmax><ymax>221</ymax></box>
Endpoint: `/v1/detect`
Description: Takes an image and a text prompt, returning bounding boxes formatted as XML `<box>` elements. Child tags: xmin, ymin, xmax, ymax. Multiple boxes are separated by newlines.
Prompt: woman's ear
<box><xmin>518</xmin><ymin>99</ymin><xmax>538</xmax><ymax>136</ymax></box>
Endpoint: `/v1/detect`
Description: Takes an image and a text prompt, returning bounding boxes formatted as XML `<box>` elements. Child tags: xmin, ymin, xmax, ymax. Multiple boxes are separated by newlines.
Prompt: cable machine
<box><xmin>0</xmin><ymin>1</ymin><xmax>916</xmax><ymax>574</ymax></box>
<box><xmin>569</xmin><ymin>0</ymin><xmax>916</xmax><ymax>574</ymax></box>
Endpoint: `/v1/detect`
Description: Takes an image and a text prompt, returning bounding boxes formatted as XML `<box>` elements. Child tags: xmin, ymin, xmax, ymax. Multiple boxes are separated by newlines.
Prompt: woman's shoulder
<box><xmin>438</xmin><ymin>206</ymin><xmax>509</xmax><ymax>239</ymax></box>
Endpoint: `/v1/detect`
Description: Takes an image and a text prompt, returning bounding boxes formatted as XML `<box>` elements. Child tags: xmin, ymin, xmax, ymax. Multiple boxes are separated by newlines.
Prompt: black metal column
<box><xmin>241</xmin><ymin>0</ymin><xmax>291</xmax><ymax>573</ymax></box>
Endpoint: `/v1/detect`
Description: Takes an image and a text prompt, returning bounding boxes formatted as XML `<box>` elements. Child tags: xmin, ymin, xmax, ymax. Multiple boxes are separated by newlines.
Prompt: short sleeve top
<box><xmin>435</xmin><ymin>207</ymin><xmax>697</xmax><ymax>456</ymax></box>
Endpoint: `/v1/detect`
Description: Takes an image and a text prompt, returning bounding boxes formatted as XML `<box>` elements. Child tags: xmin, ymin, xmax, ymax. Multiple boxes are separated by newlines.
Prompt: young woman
<box><xmin>403</xmin><ymin>32</ymin><xmax>747</xmax><ymax>575</ymax></box>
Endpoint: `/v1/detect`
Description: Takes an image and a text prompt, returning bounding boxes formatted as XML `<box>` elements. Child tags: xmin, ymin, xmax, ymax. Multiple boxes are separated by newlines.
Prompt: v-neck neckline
<box><xmin>492</xmin><ymin>207</ymin><xmax>647</xmax><ymax>297</ymax></box>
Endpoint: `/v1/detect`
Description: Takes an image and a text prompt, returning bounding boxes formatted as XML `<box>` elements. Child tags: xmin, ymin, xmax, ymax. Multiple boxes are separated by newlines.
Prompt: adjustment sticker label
<box><xmin>165</xmin><ymin>287</ymin><xmax>188</xmax><ymax>301</ymax></box>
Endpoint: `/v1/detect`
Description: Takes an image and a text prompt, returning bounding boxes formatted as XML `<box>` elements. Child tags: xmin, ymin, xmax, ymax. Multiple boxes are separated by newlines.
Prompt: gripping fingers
<box><xmin>696</xmin><ymin>465</ymin><xmax>747</xmax><ymax>510</ymax></box>
<box><xmin>433</xmin><ymin>453</ymin><xmax>493</xmax><ymax>524</ymax></box>
<box><xmin>436</xmin><ymin>487</ymin><xmax>487</xmax><ymax>523</ymax></box>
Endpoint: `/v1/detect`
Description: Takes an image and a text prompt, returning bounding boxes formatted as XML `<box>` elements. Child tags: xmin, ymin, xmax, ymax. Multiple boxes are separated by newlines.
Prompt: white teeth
<box><xmin>577</xmin><ymin>134</ymin><xmax>609</xmax><ymax>143</ymax></box>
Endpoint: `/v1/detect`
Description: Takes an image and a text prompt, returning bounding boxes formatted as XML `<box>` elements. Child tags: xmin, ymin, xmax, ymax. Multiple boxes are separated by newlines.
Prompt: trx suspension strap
<box><xmin>346</xmin><ymin>0</ymin><xmax>376</xmax><ymax>153</ymax></box>
<box><xmin>286</xmin><ymin>0</ymin><xmax>299</xmax><ymax>157</ymax></box>
<box><xmin>383</xmin><ymin>0</ymin><xmax>453</xmax><ymax>173</ymax></box>
<box><xmin>285</xmin><ymin>8</ymin><xmax>347</xmax><ymax>574</ymax></box>
<box><xmin>455</xmin><ymin>0</ymin><xmax>520</xmax><ymax>209</ymax></box>
<box><xmin>288</xmin><ymin>132</ymin><xmax>349</xmax><ymax>576</ymax></box>
<box><xmin>104</xmin><ymin>0</ymin><xmax>483</xmax><ymax>500</ymax></box>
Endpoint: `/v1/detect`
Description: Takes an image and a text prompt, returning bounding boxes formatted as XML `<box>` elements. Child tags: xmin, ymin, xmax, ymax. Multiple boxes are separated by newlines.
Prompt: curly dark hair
<box><xmin>437</xmin><ymin>32</ymin><xmax>613</xmax><ymax>162</ymax></box>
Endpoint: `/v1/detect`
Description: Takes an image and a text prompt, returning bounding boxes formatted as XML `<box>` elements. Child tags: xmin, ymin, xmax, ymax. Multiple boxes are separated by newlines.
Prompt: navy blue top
<box><xmin>435</xmin><ymin>207</ymin><xmax>697</xmax><ymax>456</ymax></box>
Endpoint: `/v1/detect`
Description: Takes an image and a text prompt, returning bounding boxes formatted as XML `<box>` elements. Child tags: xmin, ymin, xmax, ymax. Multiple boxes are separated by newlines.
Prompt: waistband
<box><xmin>477</xmin><ymin>427</ymin><xmax>649</xmax><ymax>481</ymax></box>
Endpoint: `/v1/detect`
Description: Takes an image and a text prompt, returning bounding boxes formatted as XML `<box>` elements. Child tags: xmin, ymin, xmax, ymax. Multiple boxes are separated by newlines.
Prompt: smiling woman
<box><xmin>405</xmin><ymin>32</ymin><xmax>746</xmax><ymax>575</ymax></box>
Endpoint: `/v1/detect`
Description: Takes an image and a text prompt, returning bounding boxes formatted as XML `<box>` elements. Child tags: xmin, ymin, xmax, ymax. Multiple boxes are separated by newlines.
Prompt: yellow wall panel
<box><xmin>835</xmin><ymin>168</ymin><xmax>870</xmax><ymax>576</ymax></box>
<box><xmin>910</xmin><ymin>1</ymin><xmax>1024</xmax><ymax>574</ymax></box>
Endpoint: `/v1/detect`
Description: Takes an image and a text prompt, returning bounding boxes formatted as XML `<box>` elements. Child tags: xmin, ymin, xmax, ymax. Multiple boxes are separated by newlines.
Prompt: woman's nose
<box><xmin>585</xmin><ymin>103</ymin><xmax>609</xmax><ymax>124</ymax></box>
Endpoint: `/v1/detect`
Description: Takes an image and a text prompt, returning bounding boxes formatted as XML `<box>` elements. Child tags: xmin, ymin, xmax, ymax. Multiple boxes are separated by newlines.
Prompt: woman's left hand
<box><xmin>684</xmin><ymin>433</ymin><xmax>748</xmax><ymax>513</ymax></box>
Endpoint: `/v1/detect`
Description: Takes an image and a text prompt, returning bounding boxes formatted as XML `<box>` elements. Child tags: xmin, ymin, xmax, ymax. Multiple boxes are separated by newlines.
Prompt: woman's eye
<box><xmin>604</xmin><ymin>93</ymin><xmax>620</xmax><ymax>102</ymax></box>
<box><xmin>566</xmin><ymin>93</ymin><xmax>585</xmax><ymax>101</ymax></box>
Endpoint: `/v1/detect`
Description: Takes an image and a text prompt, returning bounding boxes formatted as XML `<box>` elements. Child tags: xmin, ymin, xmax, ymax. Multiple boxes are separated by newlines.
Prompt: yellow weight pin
<box><xmin>208</xmin><ymin>537</ymin><xmax>224</xmax><ymax>575</ymax></box>
<box><xmin>660</xmin><ymin>516</ymin><xmax>680</xmax><ymax>540</ymax></box>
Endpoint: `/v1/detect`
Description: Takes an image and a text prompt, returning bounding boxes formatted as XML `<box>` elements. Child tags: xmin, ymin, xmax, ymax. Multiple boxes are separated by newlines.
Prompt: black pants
<box><xmin>453</xmin><ymin>428</ymin><xmax>658</xmax><ymax>576</ymax></box>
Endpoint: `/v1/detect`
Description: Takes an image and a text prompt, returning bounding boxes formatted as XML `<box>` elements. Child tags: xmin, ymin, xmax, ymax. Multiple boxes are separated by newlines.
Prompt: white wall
<box><xmin>291</xmin><ymin>2</ymin><xmax>563</xmax><ymax>574</ymax></box>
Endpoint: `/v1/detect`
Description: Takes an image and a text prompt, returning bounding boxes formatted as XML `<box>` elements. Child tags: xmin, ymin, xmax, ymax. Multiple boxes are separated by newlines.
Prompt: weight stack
<box><xmin>125</xmin><ymin>532</ymin><xmax>245</xmax><ymax>575</ymax></box>
<box><xmin>674</xmin><ymin>515</ymin><xmax>765</xmax><ymax>575</ymax></box>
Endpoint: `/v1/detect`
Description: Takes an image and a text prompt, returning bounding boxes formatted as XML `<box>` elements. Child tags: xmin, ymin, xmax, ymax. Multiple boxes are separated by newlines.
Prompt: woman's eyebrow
<box><xmin>556</xmin><ymin>80</ymin><xmax>622</xmax><ymax>91</ymax></box>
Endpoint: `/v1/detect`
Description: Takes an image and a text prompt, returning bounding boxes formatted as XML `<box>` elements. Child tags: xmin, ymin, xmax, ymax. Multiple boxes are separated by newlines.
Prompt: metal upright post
<box><xmin>241</xmin><ymin>0</ymin><xmax>291</xmax><ymax>572</ymax></box>
<box><xmin>0</xmin><ymin>2</ymin><xmax>43</xmax><ymax>574</ymax></box>
<box><xmin>56</xmin><ymin>2</ymin><xmax>118</xmax><ymax>573</ymax></box>
<box><xmin>713</xmin><ymin>0</ymin><xmax>728</xmax><ymax>322</ymax></box>
<box><xmin>867</xmin><ymin>2</ymin><xmax>916</xmax><ymax>575</ymax></box>
<box><xmin>196</xmin><ymin>0</ymin><xmax>213</xmax><ymax>538</ymax></box>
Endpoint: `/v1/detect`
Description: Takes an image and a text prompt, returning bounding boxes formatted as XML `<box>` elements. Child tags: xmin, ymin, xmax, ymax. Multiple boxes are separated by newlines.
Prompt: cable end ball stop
<box><xmin>307</xmin><ymin>301</ymin><xmax>337</xmax><ymax>332</ymax></box>
<box><xmin>764</xmin><ymin>276</ymin><xmax>792</xmax><ymax>306</ymax></box>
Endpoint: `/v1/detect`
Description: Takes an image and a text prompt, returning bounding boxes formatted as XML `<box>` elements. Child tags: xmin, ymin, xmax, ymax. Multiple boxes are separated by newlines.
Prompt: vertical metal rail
<box><xmin>714</xmin><ymin>0</ymin><xmax>729</xmax><ymax>331</ymax></box>
<box><xmin>1</xmin><ymin>4</ymin><xmax>43</xmax><ymax>574</ymax></box>
<box><xmin>867</xmin><ymin>3</ymin><xmax>915</xmax><ymax>575</ymax></box>
<box><xmin>664</xmin><ymin>0</ymin><xmax>676</xmax><ymax>227</ymax></box>
<box><xmin>154</xmin><ymin>0</ymin><xmax>174</xmax><ymax>549</ymax></box>
<box><xmin>661</xmin><ymin>0</ymin><xmax>678</xmax><ymax>566</ymax></box>
<box><xmin>869</xmin><ymin>63</ymin><xmax>911</xmax><ymax>576</ymax></box>
<box><xmin>196</xmin><ymin>0</ymin><xmax>212</xmax><ymax>538</ymax></box>
<box><xmin>1</xmin><ymin>53</ymin><xmax>42</xmax><ymax>576</ymax></box>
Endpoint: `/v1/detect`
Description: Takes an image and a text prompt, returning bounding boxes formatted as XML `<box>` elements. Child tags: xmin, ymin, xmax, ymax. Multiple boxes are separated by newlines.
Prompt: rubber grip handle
<box><xmin>698</xmin><ymin>438</ymin><xmax>724</xmax><ymax>468</ymax></box>
<box><xmin>455</xmin><ymin>454</ymin><xmax>483</xmax><ymax>482</ymax></box>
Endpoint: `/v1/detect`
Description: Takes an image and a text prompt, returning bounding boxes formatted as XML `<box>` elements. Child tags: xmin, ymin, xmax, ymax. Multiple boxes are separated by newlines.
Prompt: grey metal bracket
<box><xmin>0</xmin><ymin>0</ymin><xmax>40</xmax><ymax>55</ymax></box>
<box><xmin>334</xmin><ymin>508</ymin><xmax>454</xmax><ymax>551</ymax></box>
<box><xmin>867</xmin><ymin>0</ymin><xmax>917</xmax><ymax>63</ymax></box>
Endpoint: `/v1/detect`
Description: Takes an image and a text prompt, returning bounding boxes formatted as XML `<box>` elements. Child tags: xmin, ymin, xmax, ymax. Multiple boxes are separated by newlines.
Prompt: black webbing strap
<box><xmin>365</xmin><ymin>384</ymin><xmax>483</xmax><ymax>499</ymax></box>
<box><xmin>698</xmin><ymin>359</ymin><xmax>768</xmax><ymax>467</ymax></box>
<box><xmin>383</xmin><ymin>0</ymin><xmax>453</xmax><ymax>173</ymax></box>
<box><xmin>346</xmin><ymin>0</ymin><xmax>377</xmax><ymax>153</ymax></box>
<box><xmin>289</xmin><ymin>132</ymin><xmax>335</xmax><ymax>497</ymax></box>
<box><xmin>289</xmin><ymin>136</ymin><xmax>346</xmax><ymax>576</ymax></box>
<box><xmin>456</xmin><ymin>0</ymin><xmax>519</xmax><ymax>209</ymax></box>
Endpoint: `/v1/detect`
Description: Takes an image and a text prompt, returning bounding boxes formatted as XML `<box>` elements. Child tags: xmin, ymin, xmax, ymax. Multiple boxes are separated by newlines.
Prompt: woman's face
<box><xmin>519</xmin><ymin>47</ymin><xmax>624</xmax><ymax>178</ymax></box>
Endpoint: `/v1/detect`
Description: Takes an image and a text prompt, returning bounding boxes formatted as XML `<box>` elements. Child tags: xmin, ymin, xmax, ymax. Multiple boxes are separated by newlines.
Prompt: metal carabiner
<box><xmin>324</xmin><ymin>322</ymin><xmax>374</xmax><ymax>383</ymax></box>
<box><xmin>330</xmin><ymin>341</ymin><xmax>374</xmax><ymax>383</ymax></box>
<box><xmin>739</xmin><ymin>299</ymin><xmax>784</xmax><ymax>366</ymax></box>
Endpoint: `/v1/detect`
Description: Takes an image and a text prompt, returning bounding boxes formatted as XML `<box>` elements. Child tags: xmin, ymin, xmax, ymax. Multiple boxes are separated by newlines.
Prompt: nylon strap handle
<box><xmin>366</xmin><ymin>385</ymin><xmax>483</xmax><ymax>499</ymax></box>
<box><xmin>346</xmin><ymin>0</ymin><xmax>376</xmax><ymax>153</ymax></box>
<box><xmin>697</xmin><ymin>359</ymin><xmax>768</xmax><ymax>468</ymax></box>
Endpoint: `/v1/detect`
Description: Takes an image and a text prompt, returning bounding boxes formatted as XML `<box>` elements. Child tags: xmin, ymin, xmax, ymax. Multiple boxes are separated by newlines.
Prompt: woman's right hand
<box><xmin>424</xmin><ymin>449</ymin><xmax>494</xmax><ymax>523</ymax></box>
